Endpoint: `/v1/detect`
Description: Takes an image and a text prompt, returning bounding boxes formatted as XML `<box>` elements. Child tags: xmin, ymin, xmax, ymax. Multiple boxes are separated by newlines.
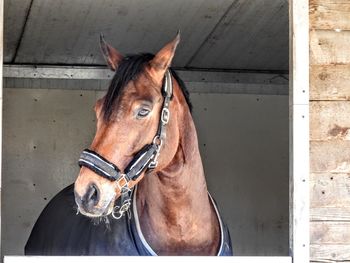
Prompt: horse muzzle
<box><xmin>74</xmin><ymin>173</ymin><xmax>116</xmax><ymax>217</ymax></box>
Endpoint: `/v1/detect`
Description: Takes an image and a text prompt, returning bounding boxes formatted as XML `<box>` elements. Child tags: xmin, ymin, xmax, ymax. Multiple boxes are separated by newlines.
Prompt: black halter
<box><xmin>78</xmin><ymin>70</ymin><xmax>173</xmax><ymax>219</ymax></box>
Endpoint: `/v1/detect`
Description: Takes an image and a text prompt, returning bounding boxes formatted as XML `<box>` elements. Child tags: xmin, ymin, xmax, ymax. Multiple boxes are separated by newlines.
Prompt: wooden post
<box><xmin>0</xmin><ymin>0</ymin><xmax>3</xmax><ymax>259</ymax></box>
<box><xmin>289</xmin><ymin>0</ymin><xmax>310</xmax><ymax>262</ymax></box>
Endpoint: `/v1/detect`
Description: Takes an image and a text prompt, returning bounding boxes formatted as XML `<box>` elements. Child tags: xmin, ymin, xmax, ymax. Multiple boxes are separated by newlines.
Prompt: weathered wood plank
<box><xmin>310</xmin><ymin>101</ymin><xmax>350</xmax><ymax>141</ymax></box>
<box><xmin>310</xmin><ymin>173</ymin><xmax>350</xmax><ymax>208</ymax></box>
<box><xmin>310</xmin><ymin>64</ymin><xmax>350</xmax><ymax>101</ymax></box>
<box><xmin>310</xmin><ymin>30</ymin><xmax>350</xmax><ymax>65</ymax></box>
<box><xmin>311</xmin><ymin>207</ymin><xmax>350</xmax><ymax>221</ymax></box>
<box><xmin>311</xmin><ymin>222</ymin><xmax>350</xmax><ymax>244</ymax></box>
<box><xmin>311</xmin><ymin>244</ymin><xmax>350</xmax><ymax>262</ymax></box>
<box><xmin>311</xmin><ymin>260</ymin><xmax>350</xmax><ymax>263</ymax></box>
<box><xmin>310</xmin><ymin>141</ymin><xmax>350</xmax><ymax>173</ymax></box>
<box><xmin>309</xmin><ymin>2</ymin><xmax>350</xmax><ymax>263</ymax></box>
<box><xmin>310</xmin><ymin>0</ymin><xmax>350</xmax><ymax>30</ymax></box>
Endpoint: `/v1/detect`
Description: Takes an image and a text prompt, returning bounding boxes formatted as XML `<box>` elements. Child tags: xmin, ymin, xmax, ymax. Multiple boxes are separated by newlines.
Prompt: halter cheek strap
<box><xmin>77</xmin><ymin>70</ymin><xmax>173</xmax><ymax>219</ymax></box>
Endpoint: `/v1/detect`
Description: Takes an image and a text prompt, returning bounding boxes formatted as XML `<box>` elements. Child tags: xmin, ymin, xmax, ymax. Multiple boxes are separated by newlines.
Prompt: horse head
<box><xmin>74</xmin><ymin>33</ymin><xmax>186</xmax><ymax>218</ymax></box>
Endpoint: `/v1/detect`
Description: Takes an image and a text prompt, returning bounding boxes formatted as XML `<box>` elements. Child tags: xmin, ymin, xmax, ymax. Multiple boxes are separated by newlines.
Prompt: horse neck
<box><xmin>152</xmin><ymin>105</ymin><xmax>208</xmax><ymax>203</ymax></box>
<box><xmin>136</xmin><ymin>81</ymin><xmax>220</xmax><ymax>255</ymax></box>
<box><xmin>139</xmin><ymin>85</ymin><xmax>209</xmax><ymax>212</ymax></box>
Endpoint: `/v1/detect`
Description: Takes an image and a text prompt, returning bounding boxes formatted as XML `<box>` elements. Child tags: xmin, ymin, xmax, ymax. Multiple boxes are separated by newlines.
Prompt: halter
<box><xmin>78</xmin><ymin>70</ymin><xmax>173</xmax><ymax>219</ymax></box>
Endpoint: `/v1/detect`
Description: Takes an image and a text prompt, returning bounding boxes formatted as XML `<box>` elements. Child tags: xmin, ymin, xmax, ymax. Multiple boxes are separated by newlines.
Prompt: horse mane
<box><xmin>103</xmin><ymin>53</ymin><xmax>192</xmax><ymax>121</ymax></box>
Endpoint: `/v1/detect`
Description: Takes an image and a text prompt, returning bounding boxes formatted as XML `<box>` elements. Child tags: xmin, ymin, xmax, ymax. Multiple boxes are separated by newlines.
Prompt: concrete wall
<box><xmin>2</xmin><ymin>82</ymin><xmax>289</xmax><ymax>256</ymax></box>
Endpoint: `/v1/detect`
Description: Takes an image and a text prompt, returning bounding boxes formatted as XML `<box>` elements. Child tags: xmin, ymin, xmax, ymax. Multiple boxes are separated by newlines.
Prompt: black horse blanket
<box><xmin>25</xmin><ymin>184</ymin><xmax>233</xmax><ymax>256</ymax></box>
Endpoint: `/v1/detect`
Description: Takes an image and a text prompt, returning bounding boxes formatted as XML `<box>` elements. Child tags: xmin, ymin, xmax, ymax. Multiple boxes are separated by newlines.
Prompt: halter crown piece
<box><xmin>78</xmin><ymin>70</ymin><xmax>173</xmax><ymax>219</ymax></box>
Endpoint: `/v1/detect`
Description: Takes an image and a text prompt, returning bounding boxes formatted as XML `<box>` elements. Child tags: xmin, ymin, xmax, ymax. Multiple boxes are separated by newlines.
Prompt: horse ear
<box><xmin>100</xmin><ymin>34</ymin><xmax>124</xmax><ymax>71</ymax></box>
<box><xmin>148</xmin><ymin>31</ymin><xmax>180</xmax><ymax>84</ymax></box>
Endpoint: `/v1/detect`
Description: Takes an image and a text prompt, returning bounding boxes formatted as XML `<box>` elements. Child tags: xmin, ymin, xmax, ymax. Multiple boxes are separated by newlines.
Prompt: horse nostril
<box><xmin>83</xmin><ymin>183</ymin><xmax>100</xmax><ymax>208</ymax></box>
<box><xmin>89</xmin><ymin>184</ymin><xmax>98</xmax><ymax>202</ymax></box>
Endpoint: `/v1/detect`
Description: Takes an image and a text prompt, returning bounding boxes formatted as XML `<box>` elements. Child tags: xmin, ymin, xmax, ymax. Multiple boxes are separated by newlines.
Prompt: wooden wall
<box><xmin>309</xmin><ymin>0</ymin><xmax>350</xmax><ymax>261</ymax></box>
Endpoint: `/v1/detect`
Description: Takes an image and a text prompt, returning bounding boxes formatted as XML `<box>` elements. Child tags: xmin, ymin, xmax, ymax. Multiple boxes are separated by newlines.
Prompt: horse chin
<box><xmin>77</xmin><ymin>200</ymin><xmax>115</xmax><ymax>218</ymax></box>
<box><xmin>79</xmin><ymin>210</ymin><xmax>104</xmax><ymax>218</ymax></box>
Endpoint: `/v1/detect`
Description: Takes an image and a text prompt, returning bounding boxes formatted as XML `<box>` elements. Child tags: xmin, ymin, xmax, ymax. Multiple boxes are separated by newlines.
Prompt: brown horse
<box><xmin>25</xmin><ymin>33</ymin><xmax>232</xmax><ymax>256</ymax></box>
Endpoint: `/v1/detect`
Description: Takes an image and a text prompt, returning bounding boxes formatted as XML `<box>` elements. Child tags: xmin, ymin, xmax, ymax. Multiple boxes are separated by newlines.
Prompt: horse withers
<box><xmin>25</xmin><ymin>32</ymin><xmax>233</xmax><ymax>256</ymax></box>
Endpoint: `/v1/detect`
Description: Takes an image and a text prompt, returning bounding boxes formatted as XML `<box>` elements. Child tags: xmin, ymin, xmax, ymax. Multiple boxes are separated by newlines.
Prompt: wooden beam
<box><xmin>310</xmin><ymin>30</ymin><xmax>350</xmax><ymax>65</ymax></box>
<box><xmin>311</xmin><ymin>207</ymin><xmax>350</xmax><ymax>221</ymax></box>
<box><xmin>311</xmin><ymin>222</ymin><xmax>350</xmax><ymax>244</ymax></box>
<box><xmin>310</xmin><ymin>244</ymin><xmax>350</xmax><ymax>262</ymax></box>
<box><xmin>310</xmin><ymin>0</ymin><xmax>350</xmax><ymax>31</ymax></box>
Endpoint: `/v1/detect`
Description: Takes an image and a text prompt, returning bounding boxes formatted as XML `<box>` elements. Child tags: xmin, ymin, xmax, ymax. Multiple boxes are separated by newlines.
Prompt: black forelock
<box><xmin>102</xmin><ymin>53</ymin><xmax>192</xmax><ymax>122</ymax></box>
<box><xmin>102</xmin><ymin>53</ymin><xmax>153</xmax><ymax>121</ymax></box>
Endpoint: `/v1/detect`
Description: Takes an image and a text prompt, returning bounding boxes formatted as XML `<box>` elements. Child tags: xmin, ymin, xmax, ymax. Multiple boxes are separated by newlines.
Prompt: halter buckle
<box><xmin>149</xmin><ymin>136</ymin><xmax>163</xmax><ymax>169</ymax></box>
<box><xmin>116</xmin><ymin>174</ymin><xmax>129</xmax><ymax>190</ymax></box>
<box><xmin>161</xmin><ymin>108</ymin><xmax>170</xmax><ymax>124</ymax></box>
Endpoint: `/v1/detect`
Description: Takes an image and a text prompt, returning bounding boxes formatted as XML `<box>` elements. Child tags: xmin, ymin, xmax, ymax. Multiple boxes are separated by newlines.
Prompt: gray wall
<box><xmin>2</xmin><ymin>82</ymin><xmax>289</xmax><ymax>256</ymax></box>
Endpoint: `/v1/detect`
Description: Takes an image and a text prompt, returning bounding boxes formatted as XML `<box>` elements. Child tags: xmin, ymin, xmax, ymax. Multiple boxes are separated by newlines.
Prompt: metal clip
<box><xmin>112</xmin><ymin>199</ymin><xmax>131</xmax><ymax>220</ymax></box>
<box><xmin>112</xmin><ymin>187</ymin><xmax>132</xmax><ymax>220</ymax></box>
<box><xmin>152</xmin><ymin>135</ymin><xmax>163</xmax><ymax>146</ymax></box>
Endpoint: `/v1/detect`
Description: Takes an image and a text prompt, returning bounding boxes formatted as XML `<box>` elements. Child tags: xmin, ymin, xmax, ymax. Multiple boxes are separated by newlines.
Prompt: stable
<box><xmin>1</xmin><ymin>0</ymin><xmax>347</xmax><ymax>262</ymax></box>
<box><xmin>2</xmin><ymin>0</ymin><xmax>290</xmax><ymax>256</ymax></box>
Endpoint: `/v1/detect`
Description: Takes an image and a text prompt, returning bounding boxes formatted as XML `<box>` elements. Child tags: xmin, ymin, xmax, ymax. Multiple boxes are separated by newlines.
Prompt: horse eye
<box><xmin>137</xmin><ymin>108</ymin><xmax>150</xmax><ymax>118</ymax></box>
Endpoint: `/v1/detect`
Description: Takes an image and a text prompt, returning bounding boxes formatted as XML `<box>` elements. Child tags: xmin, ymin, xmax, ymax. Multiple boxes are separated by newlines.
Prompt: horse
<box><xmin>25</xmin><ymin>32</ymin><xmax>232</xmax><ymax>256</ymax></box>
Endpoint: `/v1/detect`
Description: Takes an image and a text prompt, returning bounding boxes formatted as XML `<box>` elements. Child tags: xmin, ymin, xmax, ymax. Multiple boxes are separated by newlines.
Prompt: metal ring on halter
<box><xmin>152</xmin><ymin>135</ymin><xmax>163</xmax><ymax>147</ymax></box>
<box><xmin>112</xmin><ymin>206</ymin><xmax>122</xmax><ymax>219</ymax></box>
<box><xmin>112</xmin><ymin>200</ymin><xmax>131</xmax><ymax>219</ymax></box>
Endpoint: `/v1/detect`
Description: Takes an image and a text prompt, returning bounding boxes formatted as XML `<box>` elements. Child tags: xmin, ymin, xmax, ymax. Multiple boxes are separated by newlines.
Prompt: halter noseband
<box><xmin>78</xmin><ymin>70</ymin><xmax>173</xmax><ymax>219</ymax></box>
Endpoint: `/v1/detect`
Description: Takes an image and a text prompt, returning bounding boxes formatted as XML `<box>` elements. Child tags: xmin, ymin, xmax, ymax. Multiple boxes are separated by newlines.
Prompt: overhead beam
<box><xmin>3</xmin><ymin>65</ymin><xmax>289</xmax><ymax>95</ymax></box>
<box><xmin>3</xmin><ymin>65</ymin><xmax>112</xmax><ymax>79</ymax></box>
<box><xmin>3</xmin><ymin>64</ymin><xmax>288</xmax><ymax>83</ymax></box>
